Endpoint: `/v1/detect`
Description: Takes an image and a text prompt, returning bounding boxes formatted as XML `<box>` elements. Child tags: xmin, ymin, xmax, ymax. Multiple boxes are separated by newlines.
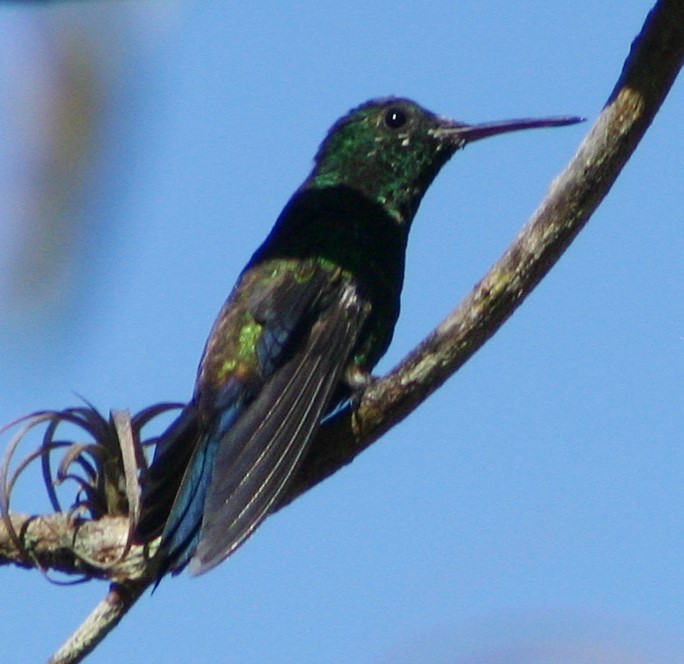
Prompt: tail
<box><xmin>134</xmin><ymin>404</ymin><xmax>199</xmax><ymax>549</ymax></box>
<box><xmin>135</xmin><ymin>391</ymin><xmax>246</xmax><ymax>577</ymax></box>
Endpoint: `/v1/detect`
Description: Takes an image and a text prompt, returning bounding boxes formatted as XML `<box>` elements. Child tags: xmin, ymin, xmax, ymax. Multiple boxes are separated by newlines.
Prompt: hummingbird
<box><xmin>135</xmin><ymin>97</ymin><xmax>581</xmax><ymax>578</ymax></box>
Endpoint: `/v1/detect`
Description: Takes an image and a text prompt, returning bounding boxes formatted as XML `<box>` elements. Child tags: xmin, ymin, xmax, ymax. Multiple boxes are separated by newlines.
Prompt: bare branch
<box><xmin>0</xmin><ymin>513</ymin><xmax>150</xmax><ymax>581</ymax></box>
<box><xmin>47</xmin><ymin>581</ymin><xmax>149</xmax><ymax>664</ymax></box>
<box><xmin>282</xmin><ymin>0</ymin><xmax>684</xmax><ymax>503</ymax></box>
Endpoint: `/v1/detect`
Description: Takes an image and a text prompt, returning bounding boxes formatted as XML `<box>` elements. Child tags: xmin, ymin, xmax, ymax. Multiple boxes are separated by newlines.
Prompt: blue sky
<box><xmin>1</xmin><ymin>2</ymin><xmax>683</xmax><ymax>662</ymax></box>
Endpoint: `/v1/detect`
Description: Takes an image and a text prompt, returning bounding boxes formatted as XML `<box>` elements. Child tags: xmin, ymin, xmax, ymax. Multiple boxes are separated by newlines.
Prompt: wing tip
<box><xmin>188</xmin><ymin>551</ymin><xmax>227</xmax><ymax>576</ymax></box>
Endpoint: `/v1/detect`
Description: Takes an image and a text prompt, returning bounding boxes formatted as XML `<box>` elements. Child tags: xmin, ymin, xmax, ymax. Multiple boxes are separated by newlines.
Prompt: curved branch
<box><xmin>283</xmin><ymin>0</ymin><xmax>684</xmax><ymax>502</ymax></box>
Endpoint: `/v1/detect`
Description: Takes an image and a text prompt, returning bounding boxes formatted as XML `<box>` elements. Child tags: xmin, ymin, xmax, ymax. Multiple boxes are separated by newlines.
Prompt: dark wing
<box><xmin>143</xmin><ymin>262</ymin><xmax>369</xmax><ymax>577</ymax></box>
<box><xmin>143</xmin><ymin>263</ymin><xmax>337</xmax><ymax>574</ymax></box>
<box><xmin>190</xmin><ymin>280</ymin><xmax>367</xmax><ymax>574</ymax></box>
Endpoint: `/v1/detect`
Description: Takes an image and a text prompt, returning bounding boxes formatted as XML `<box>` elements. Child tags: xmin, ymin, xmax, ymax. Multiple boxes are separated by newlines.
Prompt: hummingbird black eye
<box><xmin>384</xmin><ymin>107</ymin><xmax>408</xmax><ymax>129</ymax></box>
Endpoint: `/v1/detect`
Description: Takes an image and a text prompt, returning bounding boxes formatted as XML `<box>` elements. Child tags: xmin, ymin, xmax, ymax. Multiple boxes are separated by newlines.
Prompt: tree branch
<box><xmin>0</xmin><ymin>513</ymin><xmax>147</xmax><ymax>581</ymax></box>
<box><xmin>1</xmin><ymin>1</ymin><xmax>682</xmax><ymax>662</ymax></box>
<box><xmin>283</xmin><ymin>0</ymin><xmax>684</xmax><ymax>503</ymax></box>
<box><xmin>47</xmin><ymin>580</ymin><xmax>149</xmax><ymax>664</ymax></box>
<box><xmin>1</xmin><ymin>514</ymin><xmax>153</xmax><ymax>664</ymax></box>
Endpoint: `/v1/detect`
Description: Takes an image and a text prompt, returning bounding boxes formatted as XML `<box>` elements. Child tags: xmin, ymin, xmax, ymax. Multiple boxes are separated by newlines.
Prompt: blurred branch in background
<box><xmin>0</xmin><ymin>4</ymin><xmax>181</xmax><ymax>329</ymax></box>
<box><xmin>0</xmin><ymin>13</ymin><xmax>102</xmax><ymax>317</ymax></box>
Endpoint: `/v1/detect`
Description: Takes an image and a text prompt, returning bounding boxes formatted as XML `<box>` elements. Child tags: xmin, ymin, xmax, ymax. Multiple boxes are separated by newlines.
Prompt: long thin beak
<box><xmin>435</xmin><ymin>115</ymin><xmax>584</xmax><ymax>144</ymax></box>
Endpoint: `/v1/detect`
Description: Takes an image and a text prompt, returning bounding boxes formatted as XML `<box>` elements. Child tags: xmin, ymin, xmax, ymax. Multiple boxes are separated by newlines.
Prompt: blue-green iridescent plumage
<box><xmin>135</xmin><ymin>97</ymin><xmax>581</xmax><ymax>577</ymax></box>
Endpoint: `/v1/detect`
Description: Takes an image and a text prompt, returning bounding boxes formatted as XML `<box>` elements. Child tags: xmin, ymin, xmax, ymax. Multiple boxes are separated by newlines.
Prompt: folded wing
<box><xmin>138</xmin><ymin>262</ymin><xmax>368</xmax><ymax>577</ymax></box>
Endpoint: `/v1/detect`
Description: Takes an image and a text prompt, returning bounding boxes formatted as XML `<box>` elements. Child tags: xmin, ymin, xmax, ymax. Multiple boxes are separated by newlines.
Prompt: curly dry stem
<box><xmin>1</xmin><ymin>2</ymin><xmax>681</xmax><ymax>663</ymax></box>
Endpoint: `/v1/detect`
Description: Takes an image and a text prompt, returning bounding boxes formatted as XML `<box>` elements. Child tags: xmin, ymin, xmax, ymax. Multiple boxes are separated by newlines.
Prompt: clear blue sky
<box><xmin>1</xmin><ymin>2</ymin><xmax>683</xmax><ymax>662</ymax></box>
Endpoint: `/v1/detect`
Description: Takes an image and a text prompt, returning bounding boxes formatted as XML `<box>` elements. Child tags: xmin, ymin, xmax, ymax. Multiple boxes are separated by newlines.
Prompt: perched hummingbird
<box><xmin>135</xmin><ymin>97</ymin><xmax>581</xmax><ymax>578</ymax></box>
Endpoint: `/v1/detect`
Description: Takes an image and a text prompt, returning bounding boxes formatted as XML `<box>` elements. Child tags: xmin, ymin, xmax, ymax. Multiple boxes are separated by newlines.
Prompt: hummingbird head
<box><xmin>306</xmin><ymin>97</ymin><xmax>582</xmax><ymax>225</ymax></box>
